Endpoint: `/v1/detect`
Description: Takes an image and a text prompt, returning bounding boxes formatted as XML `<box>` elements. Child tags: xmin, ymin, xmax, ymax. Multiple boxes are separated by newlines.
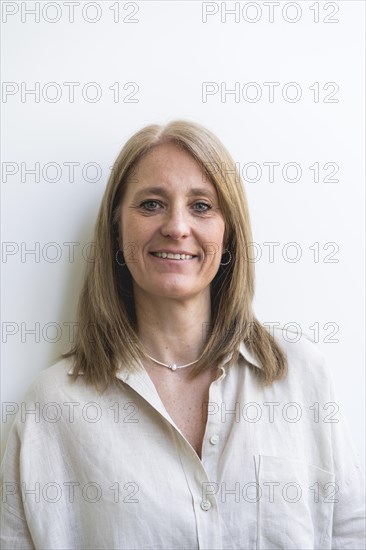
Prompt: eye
<box><xmin>193</xmin><ymin>201</ymin><xmax>212</xmax><ymax>212</ymax></box>
<box><xmin>138</xmin><ymin>200</ymin><xmax>213</xmax><ymax>213</ymax></box>
<box><xmin>139</xmin><ymin>200</ymin><xmax>161</xmax><ymax>211</ymax></box>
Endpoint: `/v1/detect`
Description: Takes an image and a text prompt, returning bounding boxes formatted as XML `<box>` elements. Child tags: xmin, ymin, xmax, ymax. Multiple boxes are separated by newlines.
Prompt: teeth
<box><xmin>152</xmin><ymin>252</ymin><xmax>194</xmax><ymax>260</ymax></box>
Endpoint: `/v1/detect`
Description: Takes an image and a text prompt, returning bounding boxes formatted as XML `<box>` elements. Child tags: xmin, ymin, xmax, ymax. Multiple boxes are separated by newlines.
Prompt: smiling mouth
<box><xmin>150</xmin><ymin>252</ymin><xmax>197</xmax><ymax>260</ymax></box>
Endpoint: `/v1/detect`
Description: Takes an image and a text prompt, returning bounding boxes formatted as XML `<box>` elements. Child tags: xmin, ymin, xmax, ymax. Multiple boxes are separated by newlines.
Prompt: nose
<box><xmin>160</xmin><ymin>205</ymin><xmax>191</xmax><ymax>240</ymax></box>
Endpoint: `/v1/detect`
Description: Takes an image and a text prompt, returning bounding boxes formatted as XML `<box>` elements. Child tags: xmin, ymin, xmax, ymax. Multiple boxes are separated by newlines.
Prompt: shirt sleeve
<box><xmin>324</xmin><ymin>358</ymin><xmax>366</xmax><ymax>548</ymax></box>
<box><xmin>1</xmin><ymin>416</ymin><xmax>36</xmax><ymax>550</ymax></box>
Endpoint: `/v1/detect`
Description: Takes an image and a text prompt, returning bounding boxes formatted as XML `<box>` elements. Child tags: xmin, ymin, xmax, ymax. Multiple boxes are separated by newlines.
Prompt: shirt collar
<box><xmin>238</xmin><ymin>341</ymin><xmax>262</xmax><ymax>370</ymax></box>
<box><xmin>67</xmin><ymin>340</ymin><xmax>262</xmax><ymax>378</ymax></box>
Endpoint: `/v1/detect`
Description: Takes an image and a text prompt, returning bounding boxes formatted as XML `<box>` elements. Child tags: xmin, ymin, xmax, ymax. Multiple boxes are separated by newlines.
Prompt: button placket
<box><xmin>201</xmin><ymin>369</ymin><xmax>225</xmax><ymax>466</ymax></box>
<box><xmin>173</xmin><ymin>431</ymin><xmax>222</xmax><ymax>549</ymax></box>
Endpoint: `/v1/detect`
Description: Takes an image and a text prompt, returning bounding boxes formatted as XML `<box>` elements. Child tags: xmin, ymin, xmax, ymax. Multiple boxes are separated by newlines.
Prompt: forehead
<box><xmin>129</xmin><ymin>142</ymin><xmax>212</xmax><ymax>188</ymax></box>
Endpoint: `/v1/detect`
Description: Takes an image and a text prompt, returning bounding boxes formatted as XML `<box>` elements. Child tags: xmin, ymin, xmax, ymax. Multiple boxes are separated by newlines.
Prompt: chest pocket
<box><xmin>256</xmin><ymin>455</ymin><xmax>335</xmax><ymax>549</ymax></box>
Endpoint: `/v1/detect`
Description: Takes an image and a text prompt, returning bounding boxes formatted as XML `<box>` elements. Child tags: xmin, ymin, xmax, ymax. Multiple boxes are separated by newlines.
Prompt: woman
<box><xmin>1</xmin><ymin>120</ymin><xmax>365</xmax><ymax>549</ymax></box>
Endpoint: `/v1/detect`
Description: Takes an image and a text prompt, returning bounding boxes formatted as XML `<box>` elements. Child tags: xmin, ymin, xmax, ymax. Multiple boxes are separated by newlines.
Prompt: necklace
<box><xmin>145</xmin><ymin>352</ymin><xmax>203</xmax><ymax>371</ymax></box>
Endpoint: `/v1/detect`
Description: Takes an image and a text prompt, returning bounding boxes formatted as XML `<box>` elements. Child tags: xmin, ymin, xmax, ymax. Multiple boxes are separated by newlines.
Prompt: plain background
<box><xmin>1</xmin><ymin>0</ymin><xmax>365</xmax><ymax>468</ymax></box>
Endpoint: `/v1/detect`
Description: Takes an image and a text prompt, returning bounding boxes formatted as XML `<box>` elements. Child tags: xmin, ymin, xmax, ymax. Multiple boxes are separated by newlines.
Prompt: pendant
<box><xmin>170</xmin><ymin>364</ymin><xmax>177</xmax><ymax>371</ymax></box>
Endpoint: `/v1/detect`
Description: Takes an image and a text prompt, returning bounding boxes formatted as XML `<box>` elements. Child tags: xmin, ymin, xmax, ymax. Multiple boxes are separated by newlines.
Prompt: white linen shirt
<box><xmin>1</xmin><ymin>329</ymin><xmax>365</xmax><ymax>549</ymax></box>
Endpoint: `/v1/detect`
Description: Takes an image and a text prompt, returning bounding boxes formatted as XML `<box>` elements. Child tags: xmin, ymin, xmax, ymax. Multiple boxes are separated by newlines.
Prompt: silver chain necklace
<box><xmin>145</xmin><ymin>352</ymin><xmax>203</xmax><ymax>371</ymax></box>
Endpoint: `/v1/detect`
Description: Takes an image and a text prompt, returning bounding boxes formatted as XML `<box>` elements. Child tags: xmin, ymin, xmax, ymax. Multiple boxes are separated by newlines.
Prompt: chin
<box><xmin>132</xmin><ymin>275</ymin><xmax>210</xmax><ymax>301</ymax></box>
<box><xmin>152</xmin><ymin>286</ymin><xmax>198</xmax><ymax>299</ymax></box>
<box><xmin>141</xmin><ymin>282</ymin><xmax>204</xmax><ymax>301</ymax></box>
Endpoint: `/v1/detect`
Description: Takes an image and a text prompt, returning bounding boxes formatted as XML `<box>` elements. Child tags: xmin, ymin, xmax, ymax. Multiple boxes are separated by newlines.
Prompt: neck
<box><xmin>133</xmin><ymin>287</ymin><xmax>211</xmax><ymax>367</ymax></box>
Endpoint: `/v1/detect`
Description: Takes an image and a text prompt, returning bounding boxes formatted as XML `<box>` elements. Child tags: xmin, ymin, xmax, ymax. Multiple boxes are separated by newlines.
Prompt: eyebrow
<box><xmin>133</xmin><ymin>186</ymin><xmax>217</xmax><ymax>201</ymax></box>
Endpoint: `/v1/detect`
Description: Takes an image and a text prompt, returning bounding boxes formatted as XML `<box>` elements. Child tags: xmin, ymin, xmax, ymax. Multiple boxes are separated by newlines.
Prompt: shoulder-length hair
<box><xmin>63</xmin><ymin>120</ymin><xmax>287</xmax><ymax>391</ymax></box>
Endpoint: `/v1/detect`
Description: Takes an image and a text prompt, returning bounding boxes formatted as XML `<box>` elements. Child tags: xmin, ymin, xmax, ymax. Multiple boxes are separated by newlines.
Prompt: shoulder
<box><xmin>21</xmin><ymin>356</ymin><xmax>94</xmax><ymax>404</ymax></box>
<box><xmin>271</xmin><ymin>325</ymin><xmax>332</xmax><ymax>395</ymax></box>
<box><xmin>272</xmin><ymin>325</ymin><xmax>325</xmax><ymax>363</ymax></box>
<box><xmin>6</xmin><ymin>357</ymin><xmax>104</xmax><ymax>446</ymax></box>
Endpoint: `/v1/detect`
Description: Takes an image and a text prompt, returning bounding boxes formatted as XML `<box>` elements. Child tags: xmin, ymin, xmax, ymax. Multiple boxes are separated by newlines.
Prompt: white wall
<box><xmin>1</xmin><ymin>0</ymin><xmax>365</xmax><ymax>468</ymax></box>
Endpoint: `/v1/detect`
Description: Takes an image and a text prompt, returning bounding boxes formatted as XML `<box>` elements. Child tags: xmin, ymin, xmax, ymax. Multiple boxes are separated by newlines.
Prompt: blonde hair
<box><xmin>63</xmin><ymin>120</ymin><xmax>287</xmax><ymax>391</ymax></box>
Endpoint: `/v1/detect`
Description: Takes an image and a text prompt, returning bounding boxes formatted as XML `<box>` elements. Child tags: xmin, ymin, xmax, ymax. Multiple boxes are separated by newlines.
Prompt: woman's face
<box><xmin>118</xmin><ymin>142</ymin><xmax>226</xmax><ymax>302</ymax></box>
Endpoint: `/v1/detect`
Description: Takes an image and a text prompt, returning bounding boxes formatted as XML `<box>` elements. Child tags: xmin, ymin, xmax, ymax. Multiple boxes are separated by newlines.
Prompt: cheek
<box><xmin>200</xmin><ymin>227</ymin><xmax>225</xmax><ymax>267</ymax></box>
<box><xmin>208</xmin><ymin>221</ymin><xmax>226</xmax><ymax>252</ymax></box>
<box><xmin>121</xmin><ymin>217</ymin><xmax>154</xmax><ymax>256</ymax></box>
<box><xmin>121</xmin><ymin>213</ymin><xmax>141</xmax><ymax>240</ymax></box>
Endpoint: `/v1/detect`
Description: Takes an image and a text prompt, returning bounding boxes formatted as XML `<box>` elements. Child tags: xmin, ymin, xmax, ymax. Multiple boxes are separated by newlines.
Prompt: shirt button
<box><xmin>200</xmin><ymin>500</ymin><xmax>211</xmax><ymax>511</ymax></box>
<box><xmin>209</xmin><ymin>434</ymin><xmax>219</xmax><ymax>445</ymax></box>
